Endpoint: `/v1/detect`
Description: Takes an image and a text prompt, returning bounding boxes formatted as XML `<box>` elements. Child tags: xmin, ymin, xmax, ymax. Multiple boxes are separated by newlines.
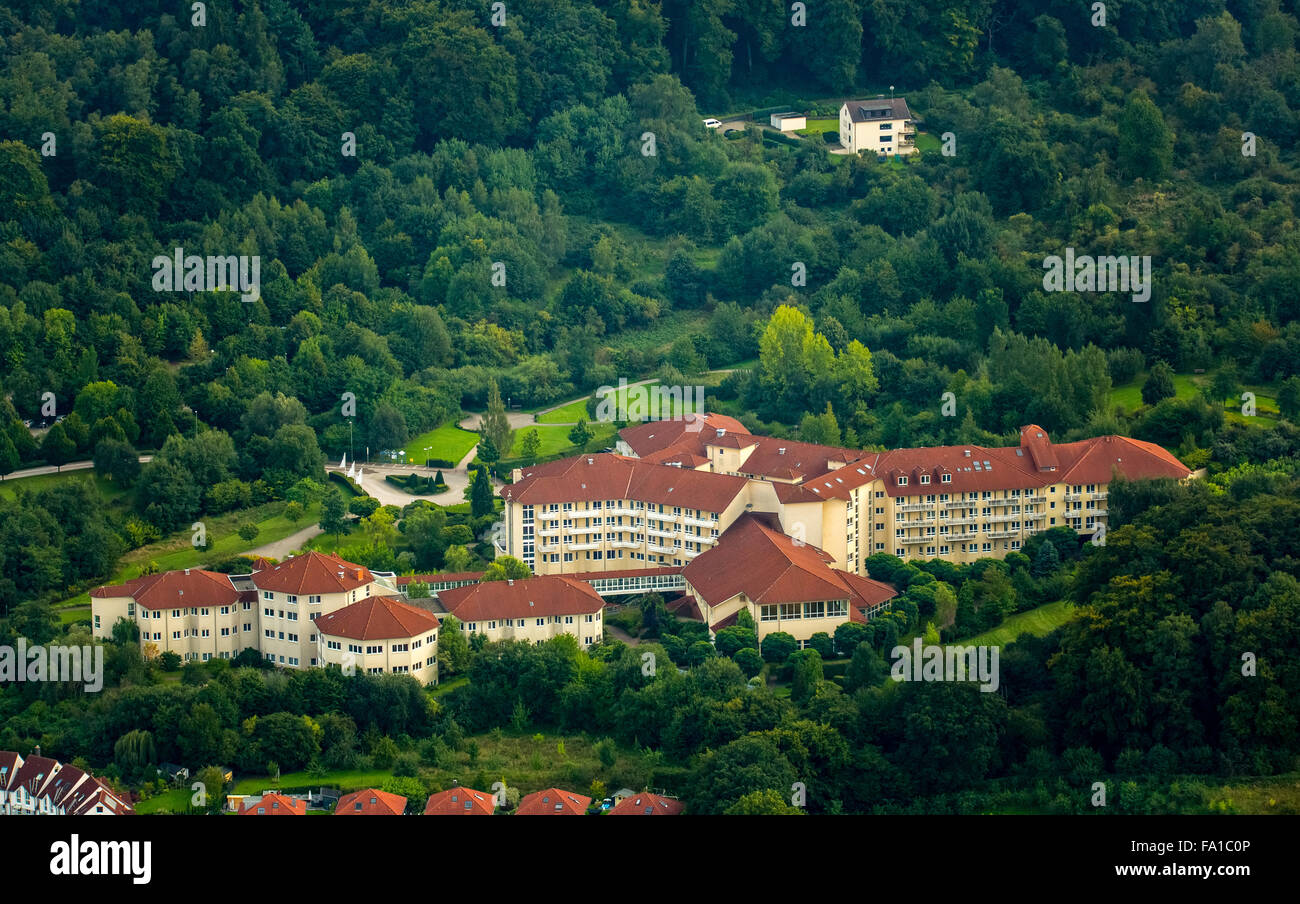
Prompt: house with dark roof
<box><xmin>839</xmin><ymin>96</ymin><xmax>916</xmax><ymax>155</ymax></box>
<box><xmin>0</xmin><ymin>750</ymin><xmax>134</xmax><ymax>815</ymax></box>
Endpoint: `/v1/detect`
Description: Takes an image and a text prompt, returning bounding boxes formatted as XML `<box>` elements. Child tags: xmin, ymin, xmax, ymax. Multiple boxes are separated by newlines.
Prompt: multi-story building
<box><xmin>616</xmin><ymin>417</ymin><xmax>1194</xmax><ymax>570</ymax></box>
<box><xmin>683</xmin><ymin>513</ymin><xmax>897</xmax><ymax>647</ymax></box>
<box><xmin>313</xmin><ymin>595</ymin><xmax>440</xmax><ymax>685</ymax></box>
<box><xmin>500</xmin><ymin>453</ymin><xmax>781</xmax><ymax>575</ymax></box>
<box><xmin>839</xmin><ymin>96</ymin><xmax>917</xmax><ymax>155</ymax></box>
<box><xmin>0</xmin><ymin>749</ymin><xmax>134</xmax><ymax>815</ymax></box>
<box><xmin>435</xmin><ymin>575</ymin><xmax>606</xmax><ymax>648</ymax></box>
<box><xmin>90</xmin><ymin>551</ymin><xmax>425</xmax><ymax>673</ymax></box>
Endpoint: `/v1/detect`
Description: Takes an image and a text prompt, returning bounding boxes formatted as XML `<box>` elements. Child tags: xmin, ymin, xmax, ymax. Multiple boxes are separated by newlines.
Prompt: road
<box><xmin>2</xmin><ymin>455</ymin><xmax>154</xmax><ymax>481</ymax></box>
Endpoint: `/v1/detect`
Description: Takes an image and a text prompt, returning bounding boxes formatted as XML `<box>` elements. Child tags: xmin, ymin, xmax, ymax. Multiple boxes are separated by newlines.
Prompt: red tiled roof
<box><xmin>502</xmin><ymin>453</ymin><xmax>749</xmax><ymax>513</ymax></box>
<box><xmin>253</xmin><ymin>551</ymin><xmax>374</xmax><ymax>595</ymax></box>
<box><xmin>516</xmin><ymin>788</ymin><xmax>591</xmax><ymax>815</ymax></box>
<box><xmin>313</xmin><ymin>595</ymin><xmax>440</xmax><ymax>641</ymax></box>
<box><xmin>608</xmin><ymin>792</ymin><xmax>684</xmax><ymax>816</ymax></box>
<box><xmin>437</xmin><ymin>576</ymin><xmax>604</xmax><ymax>622</ymax></box>
<box><xmin>619</xmin><ymin>412</ymin><xmax>750</xmax><ymax>457</ymax></box>
<box><xmin>685</xmin><ymin>515</ymin><xmax>897</xmax><ymax>613</ymax></box>
<box><xmin>335</xmin><ymin>789</ymin><xmax>406</xmax><ymax>815</ymax></box>
<box><xmin>90</xmin><ymin>569</ymin><xmax>240</xmax><ymax>610</ymax></box>
<box><xmin>239</xmin><ymin>792</ymin><xmax>306</xmax><ymax>815</ymax></box>
<box><xmin>424</xmin><ymin>787</ymin><xmax>495</xmax><ymax>815</ymax></box>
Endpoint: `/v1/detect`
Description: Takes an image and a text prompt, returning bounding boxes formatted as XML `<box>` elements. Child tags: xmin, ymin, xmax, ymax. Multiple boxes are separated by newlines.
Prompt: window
<box><xmin>897</xmin><ymin>476</ymin><xmax>908</xmax><ymax>486</ymax></box>
<box><xmin>941</xmin><ymin>473</ymin><xmax>952</xmax><ymax>483</ymax></box>
<box><xmin>920</xmin><ymin>475</ymin><xmax>930</xmax><ymax>485</ymax></box>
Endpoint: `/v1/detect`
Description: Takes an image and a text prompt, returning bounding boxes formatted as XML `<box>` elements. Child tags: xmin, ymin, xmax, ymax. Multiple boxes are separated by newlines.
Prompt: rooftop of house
<box><xmin>516</xmin><ymin>788</ymin><xmax>592</xmax><ymax>815</ymax></box>
<box><xmin>843</xmin><ymin>96</ymin><xmax>913</xmax><ymax>122</ymax></box>
<box><xmin>335</xmin><ymin>788</ymin><xmax>406</xmax><ymax>815</ymax></box>
<box><xmin>502</xmin><ymin>452</ymin><xmax>750</xmax><ymax>512</ymax></box>
<box><xmin>424</xmin><ymin>787</ymin><xmax>495</xmax><ymax>816</ymax></box>
<box><xmin>608</xmin><ymin>791</ymin><xmax>685</xmax><ymax>816</ymax></box>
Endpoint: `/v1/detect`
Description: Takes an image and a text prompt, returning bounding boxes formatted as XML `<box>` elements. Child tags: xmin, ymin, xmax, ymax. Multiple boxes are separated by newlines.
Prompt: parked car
<box><xmin>702</xmin><ymin>118</ymin><xmax>721</xmax><ymax>129</ymax></box>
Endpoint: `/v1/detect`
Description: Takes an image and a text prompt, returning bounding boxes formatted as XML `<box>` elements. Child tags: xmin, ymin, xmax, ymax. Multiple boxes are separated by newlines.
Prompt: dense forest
<box><xmin>2</xmin><ymin>0</ymin><xmax>1299</xmax><ymax>813</ymax></box>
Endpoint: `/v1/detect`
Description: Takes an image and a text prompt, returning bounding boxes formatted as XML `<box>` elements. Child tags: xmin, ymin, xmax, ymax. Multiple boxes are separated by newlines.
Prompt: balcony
<box><xmin>538</xmin><ymin>543</ymin><xmax>561</xmax><ymax>553</ymax></box>
<box><xmin>537</xmin><ymin>528</ymin><xmax>562</xmax><ymax>538</ymax></box>
<box><xmin>896</xmin><ymin>502</ymin><xmax>932</xmax><ymax>513</ymax></box>
<box><xmin>646</xmin><ymin>511</ymin><xmax>677</xmax><ymax>524</ymax></box>
<box><xmin>537</xmin><ymin>510</ymin><xmax>562</xmax><ymax>521</ymax></box>
<box><xmin>566</xmin><ymin>526</ymin><xmax>601</xmax><ymax>536</ymax></box>
<box><xmin>612</xmin><ymin>507</ymin><xmax>640</xmax><ymax>517</ymax></box>
<box><xmin>647</xmin><ymin>543</ymin><xmax>676</xmax><ymax>555</ymax></box>
<box><xmin>1089</xmin><ymin>492</ymin><xmax>1108</xmax><ymax>501</ymax></box>
<box><xmin>946</xmin><ymin>500</ymin><xmax>975</xmax><ymax>509</ymax></box>
<box><xmin>986</xmin><ymin>530</ymin><xmax>1019</xmax><ymax>539</ymax></box>
<box><xmin>682</xmin><ymin>549</ymin><xmax>701</xmax><ymax>559</ymax></box>
<box><xmin>569</xmin><ymin>541</ymin><xmax>600</xmax><ymax>551</ymax></box>
<box><xmin>1064</xmin><ymin>493</ymin><xmax>1085</xmax><ymax>502</ymax></box>
<box><xmin>609</xmin><ymin>540</ymin><xmax>641</xmax><ymax>549</ymax></box>
<box><xmin>647</xmin><ymin>527</ymin><xmax>677</xmax><ymax>539</ymax></box>
<box><xmin>570</xmin><ymin>507</ymin><xmax>604</xmax><ymax>519</ymax></box>
<box><xmin>898</xmin><ymin>535</ymin><xmax>934</xmax><ymax>545</ymax></box>
<box><xmin>681</xmin><ymin>516</ymin><xmax>718</xmax><ymax>529</ymax></box>
<box><xmin>943</xmin><ymin>517</ymin><xmax>978</xmax><ymax>526</ymax></box>
<box><xmin>1022</xmin><ymin>494</ymin><xmax>1047</xmax><ymax>504</ymax></box>
<box><xmin>946</xmin><ymin>531</ymin><xmax>979</xmax><ymax>541</ymax></box>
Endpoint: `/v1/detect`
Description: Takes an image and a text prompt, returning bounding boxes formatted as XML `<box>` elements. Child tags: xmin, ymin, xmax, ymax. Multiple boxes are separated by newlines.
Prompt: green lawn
<box><xmin>510</xmin><ymin>422</ymin><xmax>617</xmax><ymax>457</ymax></box>
<box><xmin>53</xmin><ymin>500</ymin><xmax>323</xmax><ymax>612</ymax></box>
<box><xmin>0</xmin><ymin>470</ymin><xmax>132</xmax><ymax>504</ymax></box>
<box><xmin>913</xmin><ymin>131</ymin><xmax>942</xmax><ymax>153</ymax></box>
<box><xmin>795</xmin><ymin>117</ymin><xmax>839</xmax><ymax>137</ymax></box>
<box><xmin>234</xmin><ymin>768</ymin><xmax>396</xmax><ymax>795</ymax></box>
<box><xmin>958</xmin><ymin>601</ymin><xmax>1077</xmax><ymax>647</ymax></box>
<box><xmin>1111</xmin><ymin>369</ymin><xmax>1280</xmax><ymax>427</ymax></box>
<box><xmin>535</xmin><ymin>397</ymin><xmax>592</xmax><ymax>424</ymax></box>
<box><xmin>134</xmin><ymin>788</ymin><xmax>195</xmax><ymax>814</ymax></box>
<box><xmin>402</xmin><ymin>423</ymin><xmax>479</xmax><ymax>465</ymax></box>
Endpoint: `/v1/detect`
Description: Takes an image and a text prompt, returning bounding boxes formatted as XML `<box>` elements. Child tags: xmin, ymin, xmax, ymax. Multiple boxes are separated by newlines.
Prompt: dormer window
<box><xmin>919</xmin><ymin>475</ymin><xmax>930</xmax><ymax>485</ymax></box>
<box><xmin>897</xmin><ymin>476</ymin><xmax>908</xmax><ymax>486</ymax></box>
<box><xmin>941</xmin><ymin>474</ymin><xmax>952</xmax><ymax>483</ymax></box>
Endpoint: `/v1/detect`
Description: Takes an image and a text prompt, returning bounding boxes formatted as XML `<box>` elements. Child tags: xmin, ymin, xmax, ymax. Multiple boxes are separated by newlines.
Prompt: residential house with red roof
<box><xmin>607</xmin><ymin>791</ymin><xmax>684</xmax><ymax>816</ymax></box>
<box><xmin>436</xmin><ymin>575</ymin><xmax>605</xmax><ymax>647</ymax></box>
<box><xmin>0</xmin><ymin>749</ymin><xmax>134</xmax><ymax>815</ymax></box>
<box><xmin>238</xmin><ymin>792</ymin><xmax>307</xmax><ymax>815</ymax></box>
<box><xmin>516</xmin><ymin>788</ymin><xmax>591</xmax><ymax>815</ymax></box>
<box><xmin>335</xmin><ymin>789</ymin><xmax>407</xmax><ymax>815</ymax></box>
<box><xmin>424</xmin><ymin>787</ymin><xmax>496</xmax><ymax>815</ymax></box>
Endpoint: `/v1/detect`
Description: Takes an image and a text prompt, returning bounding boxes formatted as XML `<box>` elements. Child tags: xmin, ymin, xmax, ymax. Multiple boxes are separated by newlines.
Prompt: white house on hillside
<box><xmin>839</xmin><ymin>97</ymin><xmax>916</xmax><ymax>156</ymax></box>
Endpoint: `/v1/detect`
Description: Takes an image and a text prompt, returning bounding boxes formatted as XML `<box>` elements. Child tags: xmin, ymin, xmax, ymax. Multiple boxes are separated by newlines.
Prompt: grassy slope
<box><xmin>399</xmin><ymin>423</ymin><xmax>479</xmax><ymax>464</ymax></box>
<box><xmin>1111</xmin><ymin>369</ymin><xmax>1280</xmax><ymax>427</ymax></box>
<box><xmin>957</xmin><ymin>600</ymin><xmax>1076</xmax><ymax>647</ymax></box>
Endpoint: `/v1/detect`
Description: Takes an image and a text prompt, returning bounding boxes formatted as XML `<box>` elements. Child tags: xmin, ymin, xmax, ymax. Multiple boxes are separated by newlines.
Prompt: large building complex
<box><xmin>507</xmin><ymin>414</ymin><xmax>1193</xmax><ymax>574</ymax></box>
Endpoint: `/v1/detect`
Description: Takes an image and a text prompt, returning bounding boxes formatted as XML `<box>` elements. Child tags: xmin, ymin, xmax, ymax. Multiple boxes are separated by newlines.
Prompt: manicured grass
<box><xmin>535</xmin><ymin>397</ymin><xmax>592</xmax><ymax>425</ymax></box>
<box><xmin>134</xmin><ymin>788</ymin><xmax>194</xmax><ymax>814</ymax></box>
<box><xmin>428</xmin><ymin>675</ymin><xmax>469</xmax><ymax>698</ymax></box>
<box><xmin>509</xmin><ymin>422</ymin><xmax>617</xmax><ymax>458</ymax></box>
<box><xmin>53</xmin><ymin>500</ymin><xmax>323</xmax><ymax>611</ymax></box>
<box><xmin>958</xmin><ymin>601</ymin><xmax>1077</xmax><ymax>647</ymax></box>
<box><xmin>795</xmin><ymin>117</ymin><xmax>839</xmax><ymax>137</ymax></box>
<box><xmin>0</xmin><ymin>470</ymin><xmax>131</xmax><ymax>504</ymax></box>
<box><xmin>913</xmin><ymin>131</ymin><xmax>942</xmax><ymax>153</ymax></box>
<box><xmin>402</xmin><ymin>423</ymin><xmax>479</xmax><ymax>465</ymax></box>
<box><xmin>1111</xmin><ymin>370</ymin><xmax>1280</xmax><ymax>427</ymax></box>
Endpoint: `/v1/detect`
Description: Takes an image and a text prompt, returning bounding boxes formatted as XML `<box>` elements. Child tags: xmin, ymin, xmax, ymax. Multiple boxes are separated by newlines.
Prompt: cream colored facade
<box><xmin>506</xmin><ymin>482</ymin><xmax>780</xmax><ymax>576</ymax></box>
<box><xmin>804</xmin><ymin>478</ymin><xmax>1109</xmax><ymax>571</ymax></box>
<box><xmin>318</xmin><ymin>626</ymin><xmax>439</xmax><ymax>685</ymax></box>
<box><xmin>839</xmin><ymin>102</ymin><xmax>916</xmax><ymax>155</ymax></box>
<box><xmin>259</xmin><ymin>583</ymin><xmax>381</xmax><ymax>669</ymax></box>
<box><xmin>686</xmin><ymin>585</ymin><xmax>858</xmax><ymax>645</ymax></box>
<box><xmin>92</xmin><ymin>591</ymin><xmax>256</xmax><ymax>663</ymax></box>
<box><xmin>458</xmin><ymin>610</ymin><xmax>603</xmax><ymax>648</ymax></box>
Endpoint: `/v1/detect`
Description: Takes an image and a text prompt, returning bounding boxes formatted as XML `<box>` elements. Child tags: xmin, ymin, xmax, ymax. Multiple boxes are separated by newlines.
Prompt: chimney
<box><xmin>33</xmin><ymin>745</ymin><xmax>41</xmax><ymax>758</ymax></box>
<box><xmin>507</xmin><ymin>579</ymin><xmax>514</xmax><ymax>586</ymax></box>
<box><xmin>184</xmin><ymin>569</ymin><xmax>190</xmax><ymax>576</ymax></box>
